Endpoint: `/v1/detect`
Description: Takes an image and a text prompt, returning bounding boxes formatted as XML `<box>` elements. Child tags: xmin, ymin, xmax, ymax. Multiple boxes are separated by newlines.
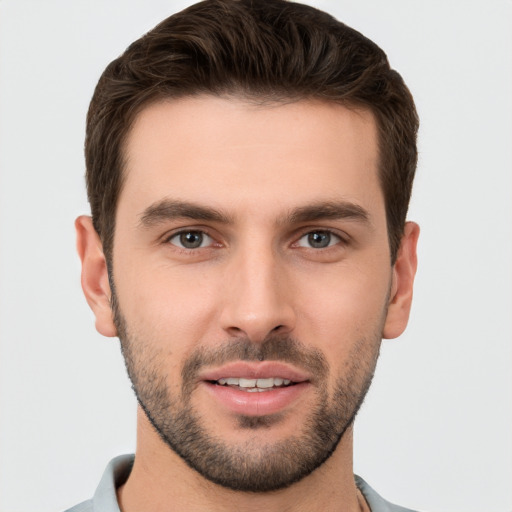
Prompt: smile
<box><xmin>214</xmin><ymin>377</ymin><xmax>293</xmax><ymax>392</ymax></box>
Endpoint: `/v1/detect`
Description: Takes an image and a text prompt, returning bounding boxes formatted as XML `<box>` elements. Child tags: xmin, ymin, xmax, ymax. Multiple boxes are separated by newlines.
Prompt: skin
<box><xmin>76</xmin><ymin>96</ymin><xmax>419</xmax><ymax>512</ymax></box>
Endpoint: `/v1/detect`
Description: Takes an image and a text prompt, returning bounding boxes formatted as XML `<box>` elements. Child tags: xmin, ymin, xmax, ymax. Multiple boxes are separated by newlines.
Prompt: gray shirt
<box><xmin>64</xmin><ymin>454</ymin><xmax>419</xmax><ymax>512</ymax></box>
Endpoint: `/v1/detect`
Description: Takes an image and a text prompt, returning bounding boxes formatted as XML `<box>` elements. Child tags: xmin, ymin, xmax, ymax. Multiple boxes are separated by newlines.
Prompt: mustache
<box><xmin>181</xmin><ymin>334</ymin><xmax>329</xmax><ymax>397</ymax></box>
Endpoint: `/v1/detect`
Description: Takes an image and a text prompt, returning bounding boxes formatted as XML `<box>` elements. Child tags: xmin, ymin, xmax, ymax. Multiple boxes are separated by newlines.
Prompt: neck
<box><xmin>117</xmin><ymin>407</ymin><xmax>363</xmax><ymax>512</ymax></box>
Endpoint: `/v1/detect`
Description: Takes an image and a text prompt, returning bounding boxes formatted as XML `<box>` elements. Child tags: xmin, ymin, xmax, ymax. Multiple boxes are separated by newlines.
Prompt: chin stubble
<box><xmin>111</xmin><ymin>284</ymin><xmax>382</xmax><ymax>492</ymax></box>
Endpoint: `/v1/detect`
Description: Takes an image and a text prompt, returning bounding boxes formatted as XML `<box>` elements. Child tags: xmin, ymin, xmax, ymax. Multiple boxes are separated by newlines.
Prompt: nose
<box><xmin>219</xmin><ymin>244</ymin><xmax>296</xmax><ymax>343</ymax></box>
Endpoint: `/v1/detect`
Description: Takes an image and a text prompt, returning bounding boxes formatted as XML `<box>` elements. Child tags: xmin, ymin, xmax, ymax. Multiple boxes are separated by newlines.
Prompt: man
<box><xmin>70</xmin><ymin>0</ymin><xmax>420</xmax><ymax>510</ymax></box>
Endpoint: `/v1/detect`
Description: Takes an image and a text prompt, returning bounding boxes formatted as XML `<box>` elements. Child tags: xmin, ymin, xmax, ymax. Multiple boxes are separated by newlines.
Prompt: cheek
<box><xmin>113</xmin><ymin>260</ymin><xmax>221</xmax><ymax>351</ymax></box>
<box><xmin>295</xmin><ymin>261</ymin><xmax>391</xmax><ymax>356</ymax></box>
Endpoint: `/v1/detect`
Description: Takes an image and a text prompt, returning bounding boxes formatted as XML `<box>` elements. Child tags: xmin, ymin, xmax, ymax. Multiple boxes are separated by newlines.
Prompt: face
<box><xmin>79</xmin><ymin>96</ymin><xmax>417</xmax><ymax>492</ymax></box>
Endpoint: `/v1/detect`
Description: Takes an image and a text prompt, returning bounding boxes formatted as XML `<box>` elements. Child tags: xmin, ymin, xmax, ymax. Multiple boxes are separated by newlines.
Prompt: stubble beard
<box><xmin>112</xmin><ymin>291</ymin><xmax>383</xmax><ymax>493</ymax></box>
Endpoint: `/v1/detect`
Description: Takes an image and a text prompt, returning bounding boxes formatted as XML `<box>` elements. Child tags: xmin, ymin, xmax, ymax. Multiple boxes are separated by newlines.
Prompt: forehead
<box><xmin>120</xmin><ymin>96</ymin><xmax>382</xmax><ymax>223</ymax></box>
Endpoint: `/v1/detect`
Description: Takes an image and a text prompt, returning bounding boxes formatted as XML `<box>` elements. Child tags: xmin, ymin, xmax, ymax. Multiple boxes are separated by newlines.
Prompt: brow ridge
<box><xmin>139</xmin><ymin>198</ymin><xmax>371</xmax><ymax>228</ymax></box>
<box><xmin>285</xmin><ymin>200</ymin><xmax>371</xmax><ymax>225</ymax></box>
<box><xmin>139</xmin><ymin>199</ymin><xmax>232</xmax><ymax>227</ymax></box>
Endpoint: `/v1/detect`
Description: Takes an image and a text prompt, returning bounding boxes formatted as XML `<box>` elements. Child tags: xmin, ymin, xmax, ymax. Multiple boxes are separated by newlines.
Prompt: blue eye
<box><xmin>168</xmin><ymin>231</ymin><xmax>213</xmax><ymax>249</ymax></box>
<box><xmin>297</xmin><ymin>230</ymin><xmax>341</xmax><ymax>249</ymax></box>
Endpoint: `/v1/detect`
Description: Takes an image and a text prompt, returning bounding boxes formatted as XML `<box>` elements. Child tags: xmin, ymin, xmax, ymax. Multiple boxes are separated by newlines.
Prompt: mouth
<box><xmin>210</xmin><ymin>376</ymin><xmax>294</xmax><ymax>392</ymax></box>
<box><xmin>199</xmin><ymin>362</ymin><xmax>311</xmax><ymax>416</ymax></box>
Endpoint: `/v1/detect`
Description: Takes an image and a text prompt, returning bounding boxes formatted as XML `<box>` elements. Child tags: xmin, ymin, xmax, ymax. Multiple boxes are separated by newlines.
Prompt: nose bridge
<box><xmin>220</xmin><ymin>235</ymin><xmax>295</xmax><ymax>342</ymax></box>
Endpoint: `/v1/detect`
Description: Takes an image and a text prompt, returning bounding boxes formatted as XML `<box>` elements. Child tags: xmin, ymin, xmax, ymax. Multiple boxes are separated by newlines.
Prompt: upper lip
<box><xmin>199</xmin><ymin>361</ymin><xmax>311</xmax><ymax>383</ymax></box>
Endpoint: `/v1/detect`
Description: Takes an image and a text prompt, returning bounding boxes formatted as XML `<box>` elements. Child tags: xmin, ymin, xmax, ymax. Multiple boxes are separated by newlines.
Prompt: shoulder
<box><xmin>61</xmin><ymin>454</ymin><xmax>133</xmax><ymax>512</ymax></box>
<box><xmin>355</xmin><ymin>475</ymin><xmax>421</xmax><ymax>512</ymax></box>
<box><xmin>62</xmin><ymin>499</ymin><xmax>94</xmax><ymax>512</ymax></box>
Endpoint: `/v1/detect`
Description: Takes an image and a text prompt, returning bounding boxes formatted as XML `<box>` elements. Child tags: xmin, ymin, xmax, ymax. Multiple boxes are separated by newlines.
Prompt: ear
<box><xmin>75</xmin><ymin>215</ymin><xmax>117</xmax><ymax>337</ymax></box>
<box><xmin>382</xmin><ymin>221</ymin><xmax>420</xmax><ymax>339</ymax></box>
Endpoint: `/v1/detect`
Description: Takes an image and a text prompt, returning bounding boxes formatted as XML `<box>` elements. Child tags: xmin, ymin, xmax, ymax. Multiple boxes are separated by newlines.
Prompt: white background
<box><xmin>0</xmin><ymin>1</ymin><xmax>510</xmax><ymax>511</ymax></box>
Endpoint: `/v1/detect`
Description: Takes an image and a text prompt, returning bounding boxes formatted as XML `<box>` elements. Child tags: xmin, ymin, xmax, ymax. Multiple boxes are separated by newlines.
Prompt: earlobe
<box><xmin>75</xmin><ymin>215</ymin><xmax>117</xmax><ymax>338</ymax></box>
<box><xmin>382</xmin><ymin>221</ymin><xmax>420</xmax><ymax>339</ymax></box>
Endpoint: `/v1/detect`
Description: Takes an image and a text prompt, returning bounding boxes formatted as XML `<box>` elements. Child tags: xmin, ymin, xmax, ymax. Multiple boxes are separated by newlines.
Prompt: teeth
<box><xmin>239</xmin><ymin>378</ymin><xmax>257</xmax><ymax>387</ymax></box>
<box><xmin>255</xmin><ymin>378</ymin><xmax>274</xmax><ymax>388</ymax></box>
<box><xmin>216</xmin><ymin>377</ymin><xmax>293</xmax><ymax>389</ymax></box>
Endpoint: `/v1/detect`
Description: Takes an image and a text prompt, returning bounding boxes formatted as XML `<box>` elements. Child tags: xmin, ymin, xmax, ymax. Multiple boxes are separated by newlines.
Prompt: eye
<box><xmin>296</xmin><ymin>230</ymin><xmax>341</xmax><ymax>249</ymax></box>
<box><xmin>168</xmin><ymin>230</ymin><xmax>213</xmax><ymax>249</ymax></box>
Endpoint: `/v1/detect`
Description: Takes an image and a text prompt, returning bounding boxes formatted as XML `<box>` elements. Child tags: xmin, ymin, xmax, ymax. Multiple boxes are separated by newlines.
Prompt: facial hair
<box><xmin>112</xmin><ymin>291</ymin><xmax>383</xmax><ymax>493</ymax></box>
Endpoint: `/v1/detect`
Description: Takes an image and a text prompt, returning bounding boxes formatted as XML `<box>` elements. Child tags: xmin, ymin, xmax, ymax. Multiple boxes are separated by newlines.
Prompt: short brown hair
<box><xmin>85</xmin><ymin>0</ymin><xmax>418</xmax><ymax>263</ymax></box>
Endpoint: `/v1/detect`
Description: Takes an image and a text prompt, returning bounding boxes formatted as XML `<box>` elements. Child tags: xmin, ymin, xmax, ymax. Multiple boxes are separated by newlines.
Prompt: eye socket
<box><xmin>296</xmin><ymin>230</ymin><xmax>342</xmax><ymax>249</ymax></box>
<box><xmin>168</xmin><ymin>230</ymin><xmax>213</xmax><ymax>249</ymax></box>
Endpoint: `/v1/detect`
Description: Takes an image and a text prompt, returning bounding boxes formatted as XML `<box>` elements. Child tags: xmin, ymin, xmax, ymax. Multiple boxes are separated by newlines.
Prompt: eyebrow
<box><xmin>285</xmin><ymin>201</ymin><xmax>371</xmax><ymax>226</ymax></box>
<box><xmin>139</xmin><ymin>199</ymin><xmax>233</xmax><ymax>228</ymax></box>
<box><xmin>139</xmin><ymin>198</ymin><xmax>371</xmax><ymax>228</ymax></box>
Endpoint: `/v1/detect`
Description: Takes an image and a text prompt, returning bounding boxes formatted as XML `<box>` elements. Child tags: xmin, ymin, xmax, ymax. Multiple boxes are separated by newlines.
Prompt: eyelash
<box><xmin>294</xmin><ymin>229</ymin><xmax>346</xmax><ymax>249</ymax></box>
<box><xmin>164</xmin><ymin>229</ymin><xmax>218</xmax><ymax>252</ymax></box>
<box><xmin>164</xmin><ymin>228</ymin><xmax>348</xmax><ymax>252</ymax></box>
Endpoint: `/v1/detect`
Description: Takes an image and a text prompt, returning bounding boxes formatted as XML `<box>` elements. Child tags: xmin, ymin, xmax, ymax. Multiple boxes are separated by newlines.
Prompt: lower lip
<box><xmin>202</xmin><ymin>382</ymin><xmax>310</xmax><ymax>416</ymax></box>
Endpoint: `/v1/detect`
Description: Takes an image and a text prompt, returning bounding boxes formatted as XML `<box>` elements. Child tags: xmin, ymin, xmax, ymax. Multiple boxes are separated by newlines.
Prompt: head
<box><xmin>77</xmin><ymin>0</ymin><xmax>419</xmax><ymax>495</ymax></box>
<box><xmin>85</xmin><ymin>0</ymin><xmax>418</xmax><ymax>267</ymax></box>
